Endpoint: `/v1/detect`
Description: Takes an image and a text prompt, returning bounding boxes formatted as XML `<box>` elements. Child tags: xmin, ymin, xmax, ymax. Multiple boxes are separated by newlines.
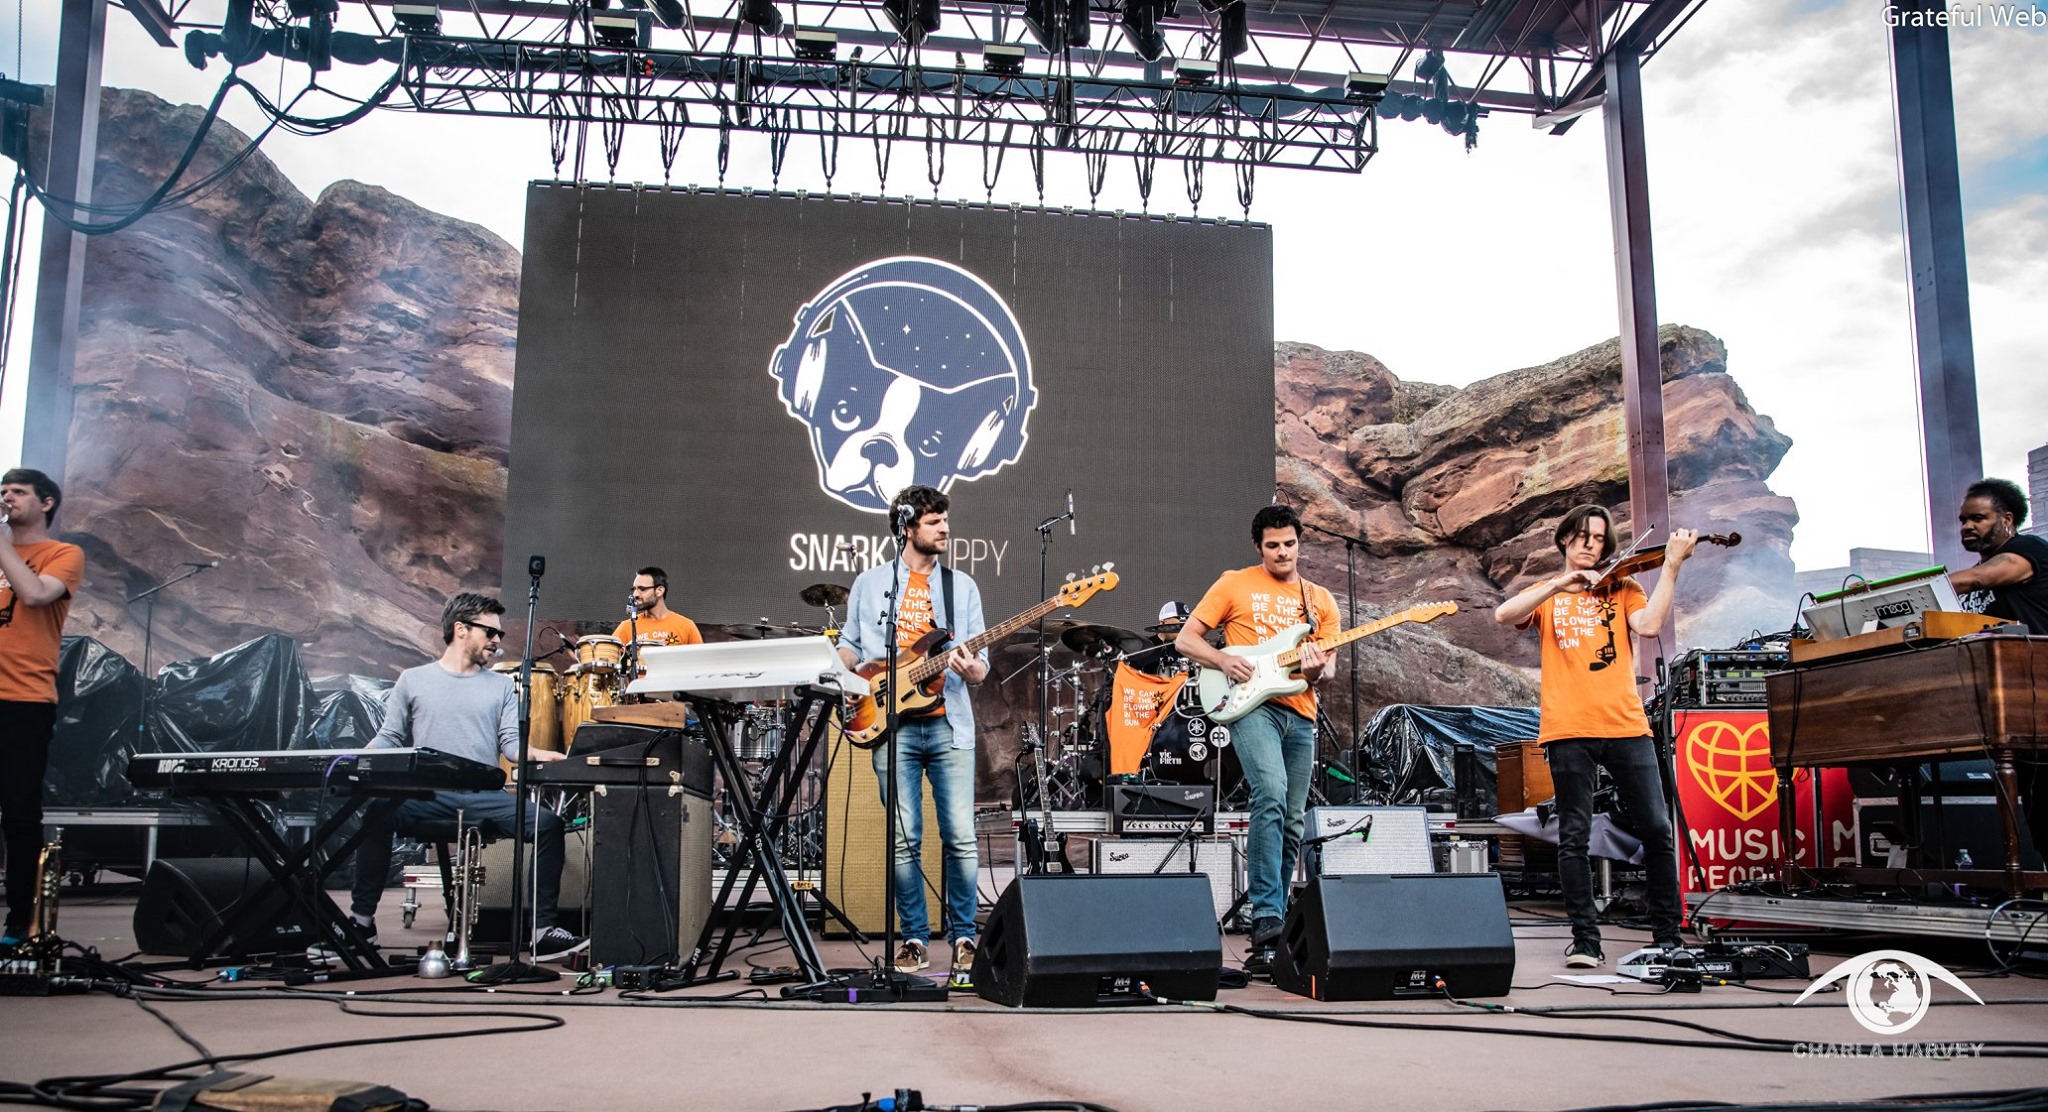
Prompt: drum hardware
<box><xmin>1058</xmin><ymin>623</ymin><xmax>1146</xmax><ymax>661</ymax></box>
<box><xmin>707</xmin><ymin>619</ymin><xmax>815</xmax><ymax>640</ymax></box>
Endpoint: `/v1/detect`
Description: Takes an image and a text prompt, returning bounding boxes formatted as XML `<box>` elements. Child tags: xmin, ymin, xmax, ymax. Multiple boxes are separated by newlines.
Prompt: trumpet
<box><xmin>33</xmin><ymin>836</ymin><xmax>62</xmax><ymax>942</ymax></box>
<box><xmin>450</xmin><ymin>812</ymin><xmax>487</xmax><ymax>972</ymax></box>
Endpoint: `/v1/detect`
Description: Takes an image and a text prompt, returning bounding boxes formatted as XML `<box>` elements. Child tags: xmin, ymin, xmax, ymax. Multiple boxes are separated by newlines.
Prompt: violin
<box><xmin>1596</xmin><ymin>531</ymin><xmax>1742</xmax><ymax>582</ymax></box>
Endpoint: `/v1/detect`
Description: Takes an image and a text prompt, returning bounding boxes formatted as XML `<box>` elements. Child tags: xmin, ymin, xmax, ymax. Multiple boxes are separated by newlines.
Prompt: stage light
<box><xmin>592</xmin><ymin>11</ymin><xmax>649</xmax><ymax>47</ymax></box>
<box><xmin>1173</xmin><ymin>58</ymin><xmax>1216</xmax><ymax>85</ymax></box>
<box><xmin>983</xmin><ymin>43</ymin><xmax>1027</xmax><ymax>75</ymax></box>
<box><xmin>646</xmin><ymin>0</ymin><xmax>686</xmax><ymax>29</ymax></box>
<box><xmin>741</xmin><ymin>0</ymin><xmax>784</xmax><ymax>34</ymax></box>
<box><xmin>1217</xmin><ymin>0</ymin><xmax>1247</xmax><ymax>59</ymax></box>
<box><xmin>1025</xmin><ymin>0</ymin><xmax>1091</xmax><ymax>51</ymax></box>
<box><xmin>1344</xmin><ymin>71</ymin><xmax>1389</xmax><ymax>99</ymax></box>
<box><xmin>1121</xmin><ymin>0</ymin><xmax>1166</xmax><ymax>62</ymax></box>
<box><xmin>884</xmin><ymin>0</ymin><xmax>941</xmax><ymax>44</ymax></box>
<box><xmin>390</xmin><ymin>3</ymin><xmax>442</xmax><ymax>35</ymax></box>
<box><xmin>793</xmin><ymin>27</ymin><xmax>838</xmax><ymax>60</ymax></box>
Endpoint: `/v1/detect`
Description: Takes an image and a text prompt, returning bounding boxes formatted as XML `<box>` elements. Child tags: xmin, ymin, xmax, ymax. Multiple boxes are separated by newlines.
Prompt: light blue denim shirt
<box><xmin>840</xmin><ymin>559</ymin><xmax>986</xmax><ymax>749</ymax></box>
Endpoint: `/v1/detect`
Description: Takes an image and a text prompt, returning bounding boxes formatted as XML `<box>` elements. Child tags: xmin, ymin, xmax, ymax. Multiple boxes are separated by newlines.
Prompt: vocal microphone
<box><xmin>1067</xmin><ymin>489</ymin><xmax>1075</xmax><ymax>537</ymax></box>
<box><xmin>895</xmin><ymin>502</ymin><xmax>916</xmax><ymax>531</ymax></box>
<box><xmin>183</xmin><ymin>560</ymin><xmax>221</xmax><ymax>569</ymax></box>
<box><xmin>528</xmin><ymin>554</ymin><xmax>546</xmax><ymax>579</ymax></box>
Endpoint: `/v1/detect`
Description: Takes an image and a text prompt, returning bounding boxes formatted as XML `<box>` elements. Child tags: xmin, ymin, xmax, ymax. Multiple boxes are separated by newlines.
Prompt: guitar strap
<box><xmin>939</xmin><ymin>564</ymin><xmax>955</xmax><ymax>642</ymax></box>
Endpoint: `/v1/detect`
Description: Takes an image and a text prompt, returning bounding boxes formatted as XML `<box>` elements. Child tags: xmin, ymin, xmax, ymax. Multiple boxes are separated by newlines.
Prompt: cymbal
<box><xmin>1059</xmin><ymin>623</ymin><xmax>1146</xmax><ymax>660</ymax></box>
<box><xmin>800</xmin><ymin>583</ymin><xmax>849</xmax><ymax>608</ymax></box>
<box><xmin>1144</xmin><ymin>619</ymin><xmax>1185</xmax><ymax>634</ymax></box>
<box><xmin>706</xmin><ymin>619</ymin><xmax>814</xmax><ymax>640</ymax></box>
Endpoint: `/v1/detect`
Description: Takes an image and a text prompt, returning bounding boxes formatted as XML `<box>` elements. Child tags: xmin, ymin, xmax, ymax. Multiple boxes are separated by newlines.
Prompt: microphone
<box><xmin>895</xmin><ymin>502</ymin><xmax>916</xmax><ymax>531</ymax></box>
<box><xmin>182</xmin><ymin>560</ymin><xmax>221</xmax><ymax>569</ymax></box>
<box><xmin>1067</xmin><ymin>489</ymin><xmax>1075</xmax><ymax>537</ymax></box>
<box><xmin>528</xmin><ymin>554</ymin><xmax>546</xmax><ymax>579</ymax></box>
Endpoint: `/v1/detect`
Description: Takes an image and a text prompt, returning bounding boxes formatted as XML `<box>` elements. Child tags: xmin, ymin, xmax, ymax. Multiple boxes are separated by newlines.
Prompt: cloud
<box><xmin>3</xmin><ymin>1</ymin><xmax>2041</xmax><ymax>573</ymax></box>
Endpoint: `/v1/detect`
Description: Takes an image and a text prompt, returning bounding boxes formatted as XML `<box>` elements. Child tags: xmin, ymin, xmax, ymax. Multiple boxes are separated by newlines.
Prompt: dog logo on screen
<box><xmin>768</xmin><ymin>256</ymin><xmax>1037</xmax><ymax>513</ymax></box>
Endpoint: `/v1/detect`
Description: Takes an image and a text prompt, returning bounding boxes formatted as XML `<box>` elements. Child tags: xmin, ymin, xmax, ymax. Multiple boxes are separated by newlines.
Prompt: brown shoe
<box><xmin>894</xmin><ymin>939</ymin><xmax>929</xmax><ymax>973</ymax></box>
<box><xmin>951</xmin><ymin>938</ymin><xmax>977</xmax><ymax>989</ymax></box>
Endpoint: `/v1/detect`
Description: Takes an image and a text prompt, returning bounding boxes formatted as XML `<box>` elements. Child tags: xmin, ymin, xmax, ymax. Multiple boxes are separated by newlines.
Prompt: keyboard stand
<box><xmin>672</xmin><ymin>687</ymin><xmax>838</xmax><ymax>990</ymax></box>
<box><xmin>134</xmin><ymin>790</ymin><xmax>399</xmax><ymax>980</ymax></box>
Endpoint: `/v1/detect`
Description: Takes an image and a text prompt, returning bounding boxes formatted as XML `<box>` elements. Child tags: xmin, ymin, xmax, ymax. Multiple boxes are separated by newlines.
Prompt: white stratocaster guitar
<box><xmin>1194</xmin><ymin>602</ymin><xmax>1459</xmax><ymax>724</ymax></box>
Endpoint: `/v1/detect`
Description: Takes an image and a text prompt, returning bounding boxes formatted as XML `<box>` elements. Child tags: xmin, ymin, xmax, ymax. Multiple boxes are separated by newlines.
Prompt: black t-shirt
<box><xmin>1958</xmin><ymin>532</ymin><xmax>2048</xmax><ymax>636</ymax></box>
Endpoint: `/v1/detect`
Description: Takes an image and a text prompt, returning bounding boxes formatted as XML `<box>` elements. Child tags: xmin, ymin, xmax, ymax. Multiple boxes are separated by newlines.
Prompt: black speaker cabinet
<box><xmin>972</xmin><ymin>874</ymin><xmax>1221</xmax><ymax>1007</ymax></box>
<box><xmin>1272</xmin><ymin>873</ymin><xmax>1515</xmax><ymax>1001</ymax></box>
<box><xmin>587</xmin><ymin>784</ymin><xmax>714</xmax><ymax>967</ymax></box>
<box><xmin>133</xmin><ymin>857</ymin><xmax>316</xmax><ymax>959</ymax></box>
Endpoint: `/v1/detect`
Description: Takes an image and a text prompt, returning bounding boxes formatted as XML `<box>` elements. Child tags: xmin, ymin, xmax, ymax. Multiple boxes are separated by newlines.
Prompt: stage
<box><xmin>8</xmin><ymin>885</ymin><xmax>2048</xmax><ymax>1112</ymax></box>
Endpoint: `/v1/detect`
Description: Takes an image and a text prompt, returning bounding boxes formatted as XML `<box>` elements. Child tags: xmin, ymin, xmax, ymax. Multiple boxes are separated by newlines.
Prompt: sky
<box><xmin>1</xmin><ymin>0</ymin><xmax>2043</xmax><ymax>571</ymax></box>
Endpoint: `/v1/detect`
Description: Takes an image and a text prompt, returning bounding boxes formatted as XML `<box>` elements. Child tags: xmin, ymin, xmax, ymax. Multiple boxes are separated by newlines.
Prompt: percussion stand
<box><xmin>1029</xmin><ymin>502</ymin><xmax>1074</xmax><ymax>774</ymax></box>
<box><xmin>471</xmin><ymin>554</ymin><xmax>560</xmax><ymax>985</ymax></box>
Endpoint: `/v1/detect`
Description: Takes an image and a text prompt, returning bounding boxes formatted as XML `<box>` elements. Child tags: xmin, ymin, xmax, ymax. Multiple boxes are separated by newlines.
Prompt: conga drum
<box><xmin>491</xmin><ymin>661</ymin><xmax>562</xmax><ymax>753</ymax></box>
<box><xmin>559</xmin><ymin>663</ymin><xmax>620</xmax><ymax>747</ymax></box>
<box><xmin>573</xmin><ymin>636</ymin><xmax>625</xmax><ymax>672</ymax></box>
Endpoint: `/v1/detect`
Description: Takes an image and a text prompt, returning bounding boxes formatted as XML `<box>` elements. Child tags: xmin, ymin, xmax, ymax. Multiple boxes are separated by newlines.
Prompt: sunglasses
<box><xmin>463</xmin><ymin>620</ymin><xmax>505</xmax><ymax>641</ymax></box>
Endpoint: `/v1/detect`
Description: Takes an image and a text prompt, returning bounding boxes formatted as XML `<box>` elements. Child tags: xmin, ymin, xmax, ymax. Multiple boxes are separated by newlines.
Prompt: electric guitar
<box><xmin>843</xmin><ymin>565</ymin><xmax>1120</xmax><ymax>748</ymax></box>
<box><xmin>1017</xmin><ymin>724</ymin><xmax>1072</xmax><ymax>874</ymax></box>
<box><xmin>1194</xmin><ymin>602</ymin><xmax>1459</xmax><ymax>724</ymax></box>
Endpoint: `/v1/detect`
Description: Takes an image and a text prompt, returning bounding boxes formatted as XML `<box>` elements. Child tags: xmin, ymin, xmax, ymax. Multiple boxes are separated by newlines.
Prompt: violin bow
<box><xmin>1591</xmin><ymin>523</ymin><xmax>1658</xmax><ymax>590</ymax></box>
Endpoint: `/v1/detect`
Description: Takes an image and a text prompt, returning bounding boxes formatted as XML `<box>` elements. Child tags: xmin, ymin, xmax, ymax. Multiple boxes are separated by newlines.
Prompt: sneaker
<box><xmin>307</xmin><ymin>916</ymin><xmax>379</xmax><ymax>964</ymax></box>
<box><xmin>1564</xmin><ymin>939</ymin><xmax>1605</xmax><ymax>969</ymax></box>
<box><xmin>0</xmin><ymin>924</ymin><xmax>25</xmax><ymax>955</ymax></box>
<box><xmin>950</xmin><ymin>938</ymin><xmax>977</xmax><ymax>989</ymax></box>
<box><xmin>894</xmin><ymin>938</ymin><xmax>929</xmax><ymax>973</ymax></box>
<box><xmin>1249</xmin><ymin>915</ymin><xmax>1283</xmax><ymax>947</ymax></box>
<box><xmin>532</xmin><ymin>925</ymin><xmax>589</xmax><ymax>962</ymax></box>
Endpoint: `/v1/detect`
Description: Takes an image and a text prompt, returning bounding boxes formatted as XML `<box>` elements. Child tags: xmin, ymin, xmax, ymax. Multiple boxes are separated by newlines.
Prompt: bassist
<box><xmin>837</xmin><ymin>484</ymin><xmax>989</xmax><ymax>988</ymax></box>
<box><xmin>1175</xmin><ymin>504</ymin><xmax>1339</xmax><ymax>976</ymax></box>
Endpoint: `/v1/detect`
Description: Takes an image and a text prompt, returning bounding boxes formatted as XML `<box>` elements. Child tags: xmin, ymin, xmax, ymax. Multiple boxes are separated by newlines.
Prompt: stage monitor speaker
<box><xmin>1272</xmin><ymin>873</ymin><xmax>1514</xmax><ymax>1001</ymax></box>
<box><xmin>133</xmin><ymin>857</ymin><xmax>316</xmax><ymax>959</ymax></box>
<box><xmin>823</xmin><ymin>725</ymin><xmax>943</xmax><ymax>937</ymax></box>
<box><xmin>971</xmin><ymin>874</ymin><xmax>1221</xmax><ymax>1007</ymax></box>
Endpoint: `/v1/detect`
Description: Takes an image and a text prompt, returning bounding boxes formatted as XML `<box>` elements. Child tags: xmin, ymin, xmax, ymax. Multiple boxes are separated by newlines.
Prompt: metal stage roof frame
<box><xmin>16</xmin><ymin>0</ymin><xmax>1987</xmax><ymax>622</ymax></box>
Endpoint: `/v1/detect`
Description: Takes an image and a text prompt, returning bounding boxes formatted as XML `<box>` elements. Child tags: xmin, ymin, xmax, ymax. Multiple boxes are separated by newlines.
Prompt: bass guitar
<box><xmin>1194</xmin><ymin>602</ymin><xmax>1459</xmax><ymax>724</ymax></box>
<box><xmin>843</xmin><ymin>565</ymin><xmax>1119</xmax><ymax>747</ymax></box>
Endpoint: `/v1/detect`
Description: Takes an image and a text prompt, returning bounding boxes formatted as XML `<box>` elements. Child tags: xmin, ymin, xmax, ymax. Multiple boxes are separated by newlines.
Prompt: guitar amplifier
<box><xmin>1301</xmin><ymin>806</ymin><xmax>1434</xmax><ymax>877</ymax></box>
<box><xmin>1109</xmin><ymin>784</ymin><xmax>1215</xmax><ymax>834</ymax></box>
<box><xmin>1091</xmin><ymin>836</ymin><xmax>1242</xmax><ymax>926</ymax></box>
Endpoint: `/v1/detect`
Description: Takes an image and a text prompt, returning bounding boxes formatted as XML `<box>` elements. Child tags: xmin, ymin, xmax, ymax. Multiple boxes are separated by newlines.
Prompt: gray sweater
<box><xmin>370</xmin><ymin>661</ymin><xmax>520</xmax><ymax>769</ymax></box>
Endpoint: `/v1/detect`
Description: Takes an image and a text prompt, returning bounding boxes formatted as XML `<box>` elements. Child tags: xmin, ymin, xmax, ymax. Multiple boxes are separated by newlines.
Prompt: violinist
<box><xmin>1494</xmin><ymin>505</ymin><xmax>1697</xmax><ymax>969</ymax></box>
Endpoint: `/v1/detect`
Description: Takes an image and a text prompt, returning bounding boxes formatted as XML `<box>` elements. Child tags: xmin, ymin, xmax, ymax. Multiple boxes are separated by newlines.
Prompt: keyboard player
<box><xmin>348</xmin><ymin>593</ymin><xmax>586</xmax><ymax>962</ymax></box>
<box><xmin>1947</xmin><ymin>477</ymin><xmax>2048</xmax><ymax>864</ymax></box>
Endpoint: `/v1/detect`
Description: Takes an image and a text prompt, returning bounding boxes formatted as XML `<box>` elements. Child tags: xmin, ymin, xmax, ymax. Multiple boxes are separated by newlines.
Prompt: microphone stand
<box><xmin>125</xmin><ymin>563</ymin><xmax>214</xmax><ymax>748</ymax></box>
<box><xmin>1030</xmin><ymin>503</ymin><xmax>1073</xmax><ymax>787</ymax></box>
<box><xmin>1297</xmin><ymin>519</ymin><xmax>1367</xmax><ymax>768</ymax></box>
<box><xmin>471</xmin><ymin>557</ymin><xmax>558</xmax><ymax>984</ymax></box>
<box><xmin>855</xmin><ymin>515</ymin><xmax>945</xmax><ymax>1001</ymax></box>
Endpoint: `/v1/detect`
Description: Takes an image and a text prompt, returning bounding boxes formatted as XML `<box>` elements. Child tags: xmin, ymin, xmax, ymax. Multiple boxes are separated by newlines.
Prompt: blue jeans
<box><xmin>351</xmin><ymin>789</ymin><xmax>566</xmax><ymax>929</ymax></box>
<box><xmin>1232</xmin><ymin>702</ymin><xmax>1316</xmax><ymax>925</ymax></box>
<box><xmin>872</xmin><ymin>717</ymin><xmax>978</xmax><ymax>943</ymax></box>
<box><xmin>1546</xmin><ymin>736</ymin><xmax>1682</xmax><ymax>945</ymax></box>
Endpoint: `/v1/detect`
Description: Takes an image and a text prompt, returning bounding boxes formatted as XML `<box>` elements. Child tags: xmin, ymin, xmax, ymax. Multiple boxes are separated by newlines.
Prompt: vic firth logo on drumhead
<box><xmin>768</xmin><ymin>257</ymin><xmax>1038</xmax><ymax>513</ymax></box>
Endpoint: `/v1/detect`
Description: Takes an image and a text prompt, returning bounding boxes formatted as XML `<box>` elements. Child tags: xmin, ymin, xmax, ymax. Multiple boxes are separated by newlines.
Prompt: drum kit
<box><xmin>1003</xmin><ymin>610</ymin><xmax>1245</xmax><ymax>807</ymax></box>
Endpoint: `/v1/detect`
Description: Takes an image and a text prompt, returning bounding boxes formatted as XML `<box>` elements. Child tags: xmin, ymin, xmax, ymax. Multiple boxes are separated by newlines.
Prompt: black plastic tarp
<box><xmin>310</xmin><ymin>674</ymin><xmax>393</xmax><ymax>750</ymax></box>
<box><xmin>146</xmin><ymin>632</ymin><xmax>323</xmax><ymax>755</ymax></box>
<box><xmin>1355</xmin><ymin>704</ymin><xmax>1540</xmax><ymax>815</ymax></box>
<box><xmin>48</xmin><ymin>637</ymin><xmax>148</xmax><ymax>805</ymax></box>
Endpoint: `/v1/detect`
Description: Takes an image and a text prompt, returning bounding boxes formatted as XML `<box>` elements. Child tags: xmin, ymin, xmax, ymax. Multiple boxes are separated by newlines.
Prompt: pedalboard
<box><xmin>1617</xmin><ymin>939</ymin><xmax>1811</xmax><ymax>984</ymax></box>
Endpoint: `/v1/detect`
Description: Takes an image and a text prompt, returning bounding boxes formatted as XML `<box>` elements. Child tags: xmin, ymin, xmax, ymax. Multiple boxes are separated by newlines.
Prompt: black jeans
<box><xmin>1</xmin><ymin>700</ymin><xmax>58</xmax><ymax>932</ymax></box>
<box><xmin>351</xmin><ymin>789</ymin><xmax>565</xmax><ymax>930</ymax></box>
<box><xmin>1547</xmin><ymin>735</ymin><xmax>1682</xmax><ymax>945</ymax></box>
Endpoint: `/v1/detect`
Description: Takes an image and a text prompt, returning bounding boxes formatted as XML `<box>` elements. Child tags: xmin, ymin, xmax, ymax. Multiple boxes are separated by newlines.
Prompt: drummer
<box><xmin>614</xmin><ymin>566</ymin><xmax>703</xmax><ymax>647</ymax></box>
<box><xmin>1127</xmin><ymin>600</ymin><xmax>1190</xmax><ymax>670</ymax></box>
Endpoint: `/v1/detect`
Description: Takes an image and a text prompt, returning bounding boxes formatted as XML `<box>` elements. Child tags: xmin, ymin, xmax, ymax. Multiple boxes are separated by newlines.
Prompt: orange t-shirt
<box><xmin>1190</xmin><ymin>566</ymin><xmax>1342</xmax><ymax>722</ymax></box>
<box><xmin>0</xmin><ymin>539</ymin><xmax>86</xmax><ymax>703</ymax></box>
<box><xmin>897</xmin><ymin>570</ymin><xmax>944</xmax><ymax>716</ymax></box>
<box><xmin>1519</xmin><ymin>578</ymin><xmax>1653</xmax><ymax>743</ymax></box>
<box><xmin>613</xmin><ymin>611</ymin><xmax>703</xmax><ymax>647</ymax></box>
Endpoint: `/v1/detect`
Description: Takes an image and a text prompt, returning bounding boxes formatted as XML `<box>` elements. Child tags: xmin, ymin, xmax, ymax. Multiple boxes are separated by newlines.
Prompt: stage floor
<box><xmin>7</xmin><ymin>886</ymin><xmax>2047</xmax><ymax>1112</ymax></box>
